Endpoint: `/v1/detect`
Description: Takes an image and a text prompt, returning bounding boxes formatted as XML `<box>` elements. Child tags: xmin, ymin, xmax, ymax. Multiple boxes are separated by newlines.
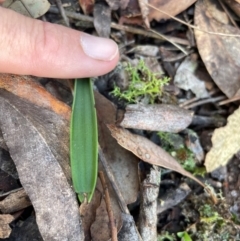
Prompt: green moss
<box><xmin>111</xmin><ymin>59</ymin><xmax>170</xmax><ymax>104</ymax></box>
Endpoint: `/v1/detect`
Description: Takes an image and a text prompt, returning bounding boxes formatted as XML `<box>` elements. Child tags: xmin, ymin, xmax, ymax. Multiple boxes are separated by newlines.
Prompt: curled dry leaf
<box><xmin>79</xmin><ymin>0</ymin><xmax>94</xmax><ymax>15</ymax></box>
<box><xmin>120</xmin><ymin>104</ymin><xmax>193</xmax><ymax>132</ymax></box>
<box><xmin>138</xmin><ymin>0</ymin><xmax>150</xmax><ymax>28</ymax></box>
<box><xmin>108</xmin><ymin>125</ymin><xmax>206</xmax><ymax>189</ymax></box>
<box><xmin>194</xmin><ymin>0</ymin><xmax>240</xmax><ymax>98</ymax></box>
<box><xmin>0</xmin><ymin>74</ymin><xmax>83</xmax><ymax>241</ymax></box>
<box><xmin>148</xmin><ymin>0</ymin><xmax>196</xmax><ymax>21</ymax></box>
<box><xmin>205</xmin><ymin>107</ymin><xmax>240</xmax><ymax>172</ymax></box>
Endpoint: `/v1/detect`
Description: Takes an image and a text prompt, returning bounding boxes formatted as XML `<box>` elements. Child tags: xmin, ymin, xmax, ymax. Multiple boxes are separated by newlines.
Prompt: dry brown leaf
<box><xmin>120</xmin><ymin>104</ymin><xmax>193</xmax><ymax>132</ymax></box>
<box><xmin>148</xmin><ymin>0</ymin><xmax>196</xmax><ymax>21</ymax></box>
<box><xmin>194</xmin><ymin>0</ymin><xmax>240</xmax><ymax>98</ymax></box>
<box><xmin>0</xmin><ymin>214</ymin><xmax>14</xmax><ymax>239</ymax></box>
<box><xmin>80</xmin><ymin>176</ymin><xmax>122</xmax><ymax>241</ymax></box>
<box><xmin>205</xmin><ymin>107</ymin><xmax>240</xmax><ymax>172</ymax></box>
<box><xmin>138</xmin><ymin>0</ymin><xmax>150</xmax><ymax>28</ymax></box>
<box><xmin>105</xmin><ymin>0</ymin><xmax>121</xmax><ymax>10</ymax></box>
<box><xmin>120</xmin><ymin>0</ymin><xmax>141</xmax><ymax>19</ymax></box>
<box><xmin>108</xmin><ymin>125</ymin><xmax>205</xmax><ymax>188</ymax></box>
<box><xmin>0</xmin><ymin>74</ymin><xmax>70</xmax><ymax>120</ymax></box>
<box><xmin>79</xmin><ymin>0</ymin><xmax>94</xmax><ymax>15</ymax></box>
<box><xmin>222</xmin><ymin>0</ymin><xmax>240</xmax><ymax>18</ymax></box>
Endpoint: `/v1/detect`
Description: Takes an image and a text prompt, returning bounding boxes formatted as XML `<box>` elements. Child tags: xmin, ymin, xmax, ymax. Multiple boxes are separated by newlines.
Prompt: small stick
<box><xmin>183</xmin><ymin>96</ymin><xmax>226</xmax><ymax>109</ymax></box>
<box><xmin>55</xmin><ymin>0</ymin><xmax>70</xmax><ymax>27</ymax></box>
<box><xmin>48</xmin><ymin>6</ymin><xmax>189</xmax><ymax>45</ymax></box>
<box><xmin>146</xmin><ymin>2</ymin><xmax>240</xmax><ymax>37</ymax></box>
<box><xmin>99</xmin><ymin>171</ymin><xmax>118</xmax><ymax>241</ymax></box>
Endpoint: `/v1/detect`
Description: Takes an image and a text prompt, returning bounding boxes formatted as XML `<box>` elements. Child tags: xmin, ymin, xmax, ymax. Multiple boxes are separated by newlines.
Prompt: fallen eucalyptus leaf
<box><xmin>108</xmin><ymin>125</ymin><xmax>205</xmax><ymax>189</ymax></box>
<box><xmin>194</xmin><ymin>0</ymin><xmax>240</xmax><ymax>98</ymax></box>
<box><xmin>205</xmin><ymin>107</ymin><xmax>240</xmax><ymax>172</ymax></box>
<box><xmin>148</xmin><ymin>0</ymin><xmax>196</xmax><ymax>21</ymax></box>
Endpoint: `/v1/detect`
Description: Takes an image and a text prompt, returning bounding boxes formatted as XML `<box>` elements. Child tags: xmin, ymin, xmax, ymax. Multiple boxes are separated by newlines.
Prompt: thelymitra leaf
<box><xmin>70</xmin><ymin>78</ymin><xmax>98</xmax><ymax>203</ymax></box>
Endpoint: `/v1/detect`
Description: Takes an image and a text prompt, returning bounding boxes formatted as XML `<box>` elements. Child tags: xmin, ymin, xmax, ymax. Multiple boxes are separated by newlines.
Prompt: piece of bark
<box><xmin>0</xmin><ymin>189</ymin><xmax>31</xmax><ymax>214</ymax></box>
<box><xmin>139</xmin><ymin>166</ymin><xmax>160</xmax><ymax>241</ymax></box>
<box><xmin>120</xmin><ymin>104</ymin><xmax>193</xmax><ymax>132</ymax></box>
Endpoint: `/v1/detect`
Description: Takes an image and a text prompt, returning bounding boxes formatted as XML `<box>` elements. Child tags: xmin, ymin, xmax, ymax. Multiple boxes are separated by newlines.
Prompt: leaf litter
<box><xmin>2</xmin><ymin>0</ymin><xmax>240</xmax><ymax>240</ymax></box>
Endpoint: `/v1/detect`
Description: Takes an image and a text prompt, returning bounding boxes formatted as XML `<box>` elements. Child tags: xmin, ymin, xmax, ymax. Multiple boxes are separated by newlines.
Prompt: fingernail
<box><xmin>80</xmin><ymin>33</ymin><xmax>118</xmax><ymax>61</ymax></box>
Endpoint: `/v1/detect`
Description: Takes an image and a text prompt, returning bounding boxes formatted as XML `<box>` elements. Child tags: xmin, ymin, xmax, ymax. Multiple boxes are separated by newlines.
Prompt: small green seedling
<box><xmin>111</xmin><ymin>59</ymin><xmax>170</xmax><ymax>104</ymax></box>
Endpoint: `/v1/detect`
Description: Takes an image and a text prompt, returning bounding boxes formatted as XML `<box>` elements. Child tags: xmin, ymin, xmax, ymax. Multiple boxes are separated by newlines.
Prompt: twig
<box><xmin>99</xmin><ymin>171</ymin><xmax>118</xmax><ymax>241</ymax></box>
<box><xmin>146</xmin><ymin>2</ymin><xmax>240</xmax><ymax>37</ymax></box>
<box><xmin>48</xmin><ymin>6</ymin><xmax>189</xmax><ymax>45</ymax></box>
<box><xmin>183</xmin><ymin>96</ymin><xmax>226</xmax><ymax>109</ymax></box>
<box><xmin>149</xmin><ymin>29</ymin><xmax>188</xmax><ymax>55</ymax></box>
<box><xmin>0</xmin><ymin>187</ymin><xmax>24</xmax><ymax>198</ymax></box>
<box><xmin>139</xmin><ymin>166</ymin><xmax>161</xmax><ymax>241</ymax></box>
<box><xmin>54</xmin><ymin>0</ymin><xmax>70</xmax><ymax>27</ymax></box>
<box><xmin>219</xmin><ymin>95</ymin><xmax>240</xmax><ymax>105</ymax></box>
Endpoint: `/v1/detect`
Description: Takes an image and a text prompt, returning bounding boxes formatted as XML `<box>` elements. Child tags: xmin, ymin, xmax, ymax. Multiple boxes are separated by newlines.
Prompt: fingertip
<box><xmin>0</xmin><ymin>7</ymin><xmax>120</xmax><ymax>78</ymax></box>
